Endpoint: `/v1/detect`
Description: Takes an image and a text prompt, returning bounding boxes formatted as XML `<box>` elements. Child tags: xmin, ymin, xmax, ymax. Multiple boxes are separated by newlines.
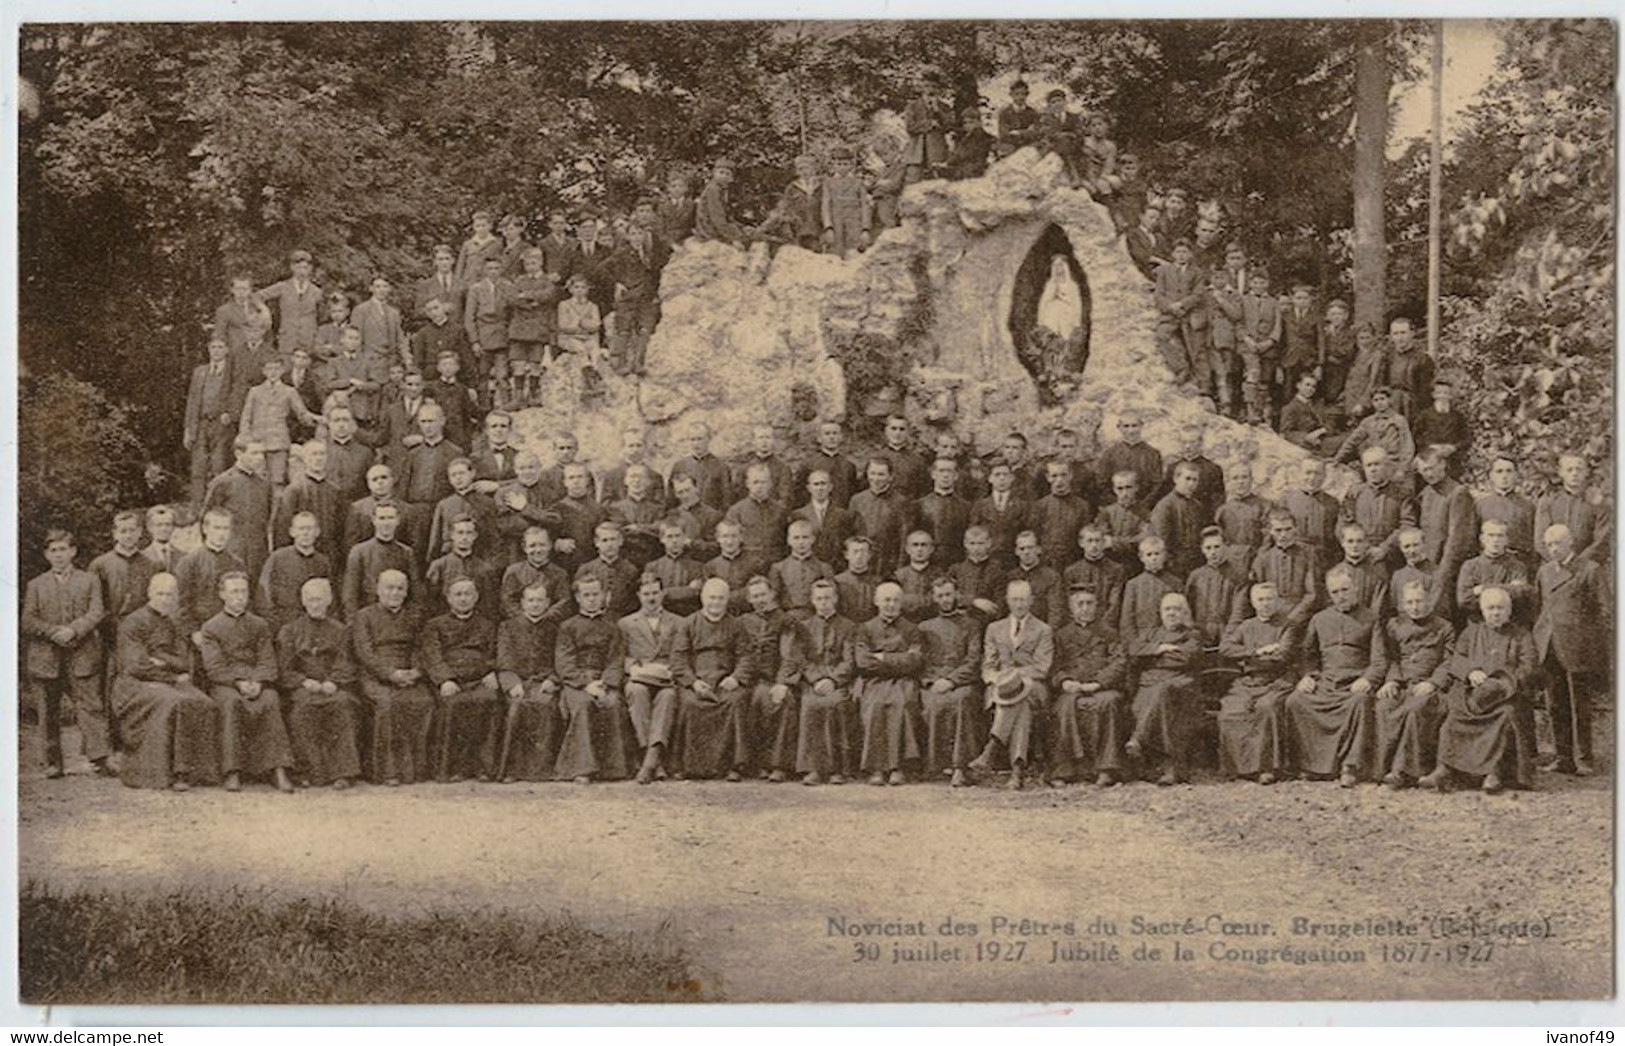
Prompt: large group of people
<box><xmin>25</xmin><ymin>385</ymin><xmax>1613</xmax><ymax>795</ymax></box>
<box><xmin>21</xmin><ymin>74</ymin><xmax>1614</xmax><ymax>800</ymax></box>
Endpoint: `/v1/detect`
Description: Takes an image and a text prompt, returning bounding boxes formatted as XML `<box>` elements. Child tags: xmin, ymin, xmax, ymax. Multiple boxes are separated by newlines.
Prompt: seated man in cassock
<box><xmin>497</xmin><ymin>579</ymin><xmax>563</xmax><ymax>783</ymax></box>
<box><xmin>198</xmin><ymin>571</ymin><xmax>294</xmax><ymax>793</ymax></box>
<box><xmin>1124</xmin><ymin>591</ymin><xmax>1204</xmax><ymax>785</ymax></box>
<box><xmin>352</xmin><ymin>569</ymin><xmax>435</xmax><ymax>785</ymax></box>
<box><xmin>114</xmin><ymin>573</ymin><xmax>222</xmax><ymax>790</ymax></box>
<box><xmin>1422</xmin><ymin>586</ymin><xmax>1539</xmax><ymax>795</ymax></box>
<box><xmin>854</xmin><ymin>580</ymin><xmax>927</xmax><ymax>786</ymax></box>
<box><xmin>918</xmin><ymin>575</ymin><xmax>985</xmax><ymax>788</ymax></box>
<box><xmin>1217</xmin><ymin>583</ymin><xmax>1297</xmax><ymax>785</ymax></box>
<box><xmin>1287</xmin><ymin>564</ymin><xmax>1385</xmax><ymax>787</ymax></box>
<box><xmin>620</xmin><ymin>572</ymin><xmax>684</xmax><ymax>784</ymax></box>
<box><xmin>277</xmin><ymin>577</ymin><xmax>362</xmax><ymax>789</ymax></box>
<box><xmin>785</xmin><ymin>577</ymin><xmax>859</xmax><ymax>786</ymax></box>
<box><xmin>1375</xmin><ymin>579</ymin><xmax>1454</xmax><ymax>790</ymax></box>
<box><xmin>672</xmin><ymin>577</ymin><xmax>757</xmax><ymax>781</ymax></box>
<box><xmin>970</xmin><ymin>578</ymin><xmax>1053</xmax><ymax>790</ymax></box>
<box><xmin>423</xmin><ymin>576</ymin><xmax>503</xmax><ymax>782</ymax></box>
<box><xmin>1049</xmin><ymin>585</ymin><xmax>1130</xmax><ymax>788</ymax></box>
<box><xmin>741</xmin><ymin>575</ymin><xmax>797</xmax><ymax>783</ymax></box>
<box><xmin>553</xmin><ymin>574</ymin><xmax>632</xmax><ymax>783</ymax></box>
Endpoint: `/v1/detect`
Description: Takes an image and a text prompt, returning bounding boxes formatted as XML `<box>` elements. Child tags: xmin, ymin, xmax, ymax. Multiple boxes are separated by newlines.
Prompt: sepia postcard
<box><xmin>10</xmin><ymin>14</ymin><xmax>1614</xmax><ymax>1014</ymax></box>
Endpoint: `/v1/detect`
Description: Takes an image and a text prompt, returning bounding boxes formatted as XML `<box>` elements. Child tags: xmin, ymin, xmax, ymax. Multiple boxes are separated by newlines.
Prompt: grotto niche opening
<box><xmin>1007</xmin><ymin>223</ymin><xmax>1092</xmax><ymax>408</ymax></box>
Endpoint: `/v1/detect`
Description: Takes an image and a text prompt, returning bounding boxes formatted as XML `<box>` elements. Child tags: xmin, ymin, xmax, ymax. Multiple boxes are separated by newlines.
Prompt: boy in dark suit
<box><xmin>413</xmin><ymin>244</ymin><xmax>466</xmax><ymax>332</ymax></box>
<box><xmin>994</xmin><ymin>79</ymin><xmax>1039</xmax><ymax>158</ymax></box>
<box><xmin>1278</xmin><ymin>282</ymin><xmax>1322</xmax><ymax>406</ymax></box>
<box><xmin>607</xmin><ymin>215</ymin><xmax>665</xmax><ymax>376</ymax></box>
<box><xmin>695</xmin><ymin>159</ymin><xmax>747</xmax><ymax>246</ymax></box>
<box><xmin>285</xmin><ymin>347</ymin><xmax>325</xmax><ymax>435</ymax></box>
<box><xmin>313</xmin><ymin>291</ymin><xmax>352</xmax><ymax>361</ymax></box>
<box><xmin>656</xmin><ymin>170</ymin><xmax>696</xmax><ymax>247</ymax></box>
<box><xmin>185</xmin><ymin>336</ymin><xmax>237</xmax><ymax>509</ymax></box>
<box><xmin>539</xmin><ymin>211</ymin><xmax>582</xmax><ymax>282</ymax></box>
<box><xmin>943</xmin><ymin>108</ymin><xmax>995</xmax><ymax>181</ymax></box>
<box><xmin>23</xmin><ymin>530</ymin><xmax>107</xmax><ymax>778</ymax></box>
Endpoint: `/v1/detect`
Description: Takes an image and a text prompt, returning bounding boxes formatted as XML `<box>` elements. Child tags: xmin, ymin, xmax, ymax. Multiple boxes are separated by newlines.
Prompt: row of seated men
<box><xmin>82</xmin><ymin>509</ymin><xmax>1598</xmax><ymax>796</ymax></box>
<box><xmin>41</xmin><ymin>435</ymin><xmax>1608</xmax><ymax>785</ymax></box>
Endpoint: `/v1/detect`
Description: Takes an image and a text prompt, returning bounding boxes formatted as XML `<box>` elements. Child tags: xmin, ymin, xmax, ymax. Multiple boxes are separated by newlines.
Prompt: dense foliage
<box><xmin>18</xmin><ymin>372</ymin><xmax>148</xmax><ymax>570</ymax></box>
<box><xmin>1436</xmin><ymin>19</ymin><xmax>1615</xmax><ymax>487</ymax></box>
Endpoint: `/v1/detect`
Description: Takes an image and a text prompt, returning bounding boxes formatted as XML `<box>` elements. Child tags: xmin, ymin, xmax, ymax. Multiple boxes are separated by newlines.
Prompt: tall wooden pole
<box><xmin>1427</xmin><ymin>20</ymin><xmax>1444</xmax><ymax>356</ymax></box>
<box><xmin>1353</xmin><ymin>24</ymin><xmax>1389</xmax><ymax>333</ymax></box>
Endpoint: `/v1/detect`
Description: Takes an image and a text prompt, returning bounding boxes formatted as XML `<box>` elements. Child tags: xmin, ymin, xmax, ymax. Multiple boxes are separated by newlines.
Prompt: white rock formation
<box><xmin>510</xmin><ymin>147</ymin><xmax>1352</xmax><ymax>500</ymax></box>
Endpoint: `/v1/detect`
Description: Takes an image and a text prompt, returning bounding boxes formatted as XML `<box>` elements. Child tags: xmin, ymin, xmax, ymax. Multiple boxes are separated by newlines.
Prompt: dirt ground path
<box><xmin>18</xmin><ymin>736</ymin><xmax>1612</xmax><ymax>1004</ymax></box>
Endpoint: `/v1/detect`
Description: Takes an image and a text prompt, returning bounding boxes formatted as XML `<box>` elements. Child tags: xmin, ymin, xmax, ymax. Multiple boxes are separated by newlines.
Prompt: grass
<box><xmin>20</xmin><ymin>881</ymin><xmax>714</xmax><ymax>1004</ymax></box>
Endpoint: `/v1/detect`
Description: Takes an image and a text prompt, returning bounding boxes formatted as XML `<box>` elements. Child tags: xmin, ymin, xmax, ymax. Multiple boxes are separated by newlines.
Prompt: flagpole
<box><xmin>1427</xmin><ymin>19</ymin><xmax>1444</xmax><ymax>357</ymax></box>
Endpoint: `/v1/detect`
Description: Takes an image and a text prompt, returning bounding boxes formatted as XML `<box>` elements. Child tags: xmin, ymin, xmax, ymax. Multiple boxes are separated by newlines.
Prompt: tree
<box><xmin>19</xmin><ymin>373</ymin><xmax>147</xmax><ymax>574</ymax></box>
<box><xmin>1352</xmin><ymin>23</ymin><xmax>1390</xmax><ymax>331</ymax></box>
<box><xmin>1438</xmin><ymin>19</ymin><xmax>1614</xmax><ymax>486</ymax></box>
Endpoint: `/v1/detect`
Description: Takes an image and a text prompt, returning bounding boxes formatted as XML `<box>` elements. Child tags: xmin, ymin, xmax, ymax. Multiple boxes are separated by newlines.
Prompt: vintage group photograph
<box><xmin>12</xmin><ymin>17</ymin><xmax>1616</xmax><ymax>1011</ymax></box>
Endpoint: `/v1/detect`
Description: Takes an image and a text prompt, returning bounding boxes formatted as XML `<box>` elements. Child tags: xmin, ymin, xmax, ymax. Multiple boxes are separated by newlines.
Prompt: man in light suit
<box><xmin>351</xmin><ymin>275</ymin><xmax>405</xmax><ymax>363</ymax></box>
<box><xmin>22</xmin><ymin>530</ymin><xmax>107</xmax><ymax>777</ymax></box>
<box><xmin>256</xmin><ymin>249</ymin><xmax>323</xmax><ymax>356</ymax></box>
<box><xmin>185</xmin><ymin>336</ymin><xmax>237</xmax><ymax>509</ymax></box>
<box><xmin>970</xmin><ymin>577</ymin><xmax>1054</xmax><ymax>789</ymax></box>
<box><xmin>1534</xmin><ymin>524</ymin><xmax>1612</xmax><ymax>777</ymax></box>
<box><xmin>620</xmin><ymin>573</ymin><xmax>687</xmax><ymax>784</ymax></box>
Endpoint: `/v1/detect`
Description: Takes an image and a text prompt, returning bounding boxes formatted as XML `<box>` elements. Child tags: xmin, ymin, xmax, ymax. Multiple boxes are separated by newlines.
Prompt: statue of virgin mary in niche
<box><xmin>1036</xmin><ymin>255</ymin><xmax>1083</xmax><ymax>340</ymax></box>
<box><xmin>1027</xmin><ymin>255</ymin><xmax>1087</xmax><ymax>403</ymax></box>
